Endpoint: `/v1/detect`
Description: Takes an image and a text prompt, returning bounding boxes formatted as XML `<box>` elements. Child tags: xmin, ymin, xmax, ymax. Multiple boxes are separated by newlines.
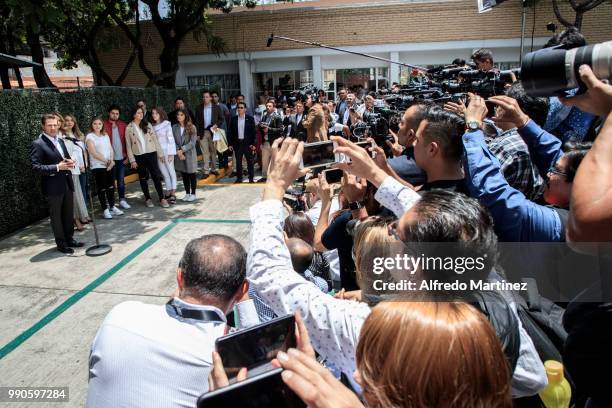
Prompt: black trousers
<box><xmin>135</xmin><ymin>152</ymin><xmax>164</xmax><ymax>201</ymax></box>
<box><xmin>235</xmin><ymin>141</ymin><xmax>254</xmax><ymax>181</ymax></box>
<box><xmin>46</xmin><ymin>190</ymin><xmax>74</xmax><ymax>247</ymax></box>
<box><xmin>181</xmin><ymin>172</ymin><xmax>197</xmax><ymax>194</ymax></box>
<box><xmin>92</xmin><ymin>168</ymin><xmax>115</xmax><ymax>210</ymax></box>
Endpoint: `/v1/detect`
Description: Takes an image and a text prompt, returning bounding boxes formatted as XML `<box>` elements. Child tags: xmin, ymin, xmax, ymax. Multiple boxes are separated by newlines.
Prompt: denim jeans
<box><xmin>113</xmin><ymin>159</ymin><xmax>126</xmax><ymax>199</ymax></box>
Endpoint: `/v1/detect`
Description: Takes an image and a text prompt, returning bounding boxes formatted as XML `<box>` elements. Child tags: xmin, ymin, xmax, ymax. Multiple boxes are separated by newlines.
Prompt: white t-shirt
<box><xmin>86</xmin><ymin>133</ymin><xmax>112</xmax><ymax>169</ymax></box>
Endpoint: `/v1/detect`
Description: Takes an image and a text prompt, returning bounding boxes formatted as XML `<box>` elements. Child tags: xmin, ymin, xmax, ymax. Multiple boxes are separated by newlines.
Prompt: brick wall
<box><xmin>98</xmin><ymin>0</ymin><xmax>612</xmax><ymax>86</ymax></box>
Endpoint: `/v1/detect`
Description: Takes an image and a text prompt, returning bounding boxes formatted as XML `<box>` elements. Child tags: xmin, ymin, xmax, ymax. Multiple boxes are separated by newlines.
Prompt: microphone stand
<box><xmin>70</xmin><ymin>137</ymin><xmax>112</xmax><ymax>256</ymax></box>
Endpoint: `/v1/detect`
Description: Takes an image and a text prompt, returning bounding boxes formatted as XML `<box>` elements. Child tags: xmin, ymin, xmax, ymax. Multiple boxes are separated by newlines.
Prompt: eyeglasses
<box><xmin>237</xmin><ymin>107</ymin><xmax>245</xmax><ymax>109</ymax></box>
<box><xmin>548</xmin><ymin>167</ymin><xmax>568</xmax><ymax>178</ymax></box>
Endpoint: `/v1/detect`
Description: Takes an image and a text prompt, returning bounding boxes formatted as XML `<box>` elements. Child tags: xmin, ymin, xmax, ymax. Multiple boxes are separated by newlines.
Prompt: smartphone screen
<box><xmin>324</xmin><ymin>168</ymin><xmax>343</xmax><ymax>184</ymax></box>
<box><xmin>301</xmin><ymin>141</ymin><xmax>336</xmax><ymax>168</ymax></box>
<box><xmin>215</xmin><ymin>315</ymin><xmax>296</xmax><ymax>379</ymax></box>
<box><xmin>197</xmin><ymin>368</ymin><xmax>305</xmax><ymax>408</ymax></box>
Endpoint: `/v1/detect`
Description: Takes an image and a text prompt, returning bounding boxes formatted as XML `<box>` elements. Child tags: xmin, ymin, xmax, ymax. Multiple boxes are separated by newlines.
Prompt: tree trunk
<box><xmin>0</xmin><ymin>67</ymin><xmax>11</xmax><ymax>89</ymax></box>
<box><xmin>7</xmin><ymin>39</ymin><xmax>24</xmax><ymax>88</ymax></box>
<box><xmin>14</xmin><ymin>68</ymin><xmax>24</xmax><ymax>88</ymax></box>
<box><xmin>25</xmin><ymin>26</ymin><xmax>57</xmax><ymax>89</ymax></box>
<box><xmin>158</xmin><ymin>43</ymin><xmax>179</xmax><ymax>88</ymax></box>
<box><xmin>0</xmin><ymin>40</ymin><xmax>12</xmax><ymax>89</ymax></box>
<box><xmin>574</xmin><ymin>11</ymin><xmax>583</xmax><ymax>30</ymax></box>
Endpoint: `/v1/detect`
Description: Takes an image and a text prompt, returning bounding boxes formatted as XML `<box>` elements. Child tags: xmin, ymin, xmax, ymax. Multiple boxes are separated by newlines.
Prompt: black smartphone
<box><xmin>196</xmin><ymin>368</ymin><xmax>305</xmax><ymax>408</ymax></box>
<box><xmin>324</xmin><ymin>168</ymin><xmax>343</xmax><ymax>184</ymax></box>
<box><xmin>355</xmin><ymin>140</ymin><xmax>375</xmax><ymax>158</ymax></box>
<box><xmin>215</xmin><ymin>314</ymin><xmax>296</xmax><ymax>379</ymax></box>
<box><xmin>300</xmin><ymin>141</ymin><xmax>337</xmax><ymax>168</ymax></box>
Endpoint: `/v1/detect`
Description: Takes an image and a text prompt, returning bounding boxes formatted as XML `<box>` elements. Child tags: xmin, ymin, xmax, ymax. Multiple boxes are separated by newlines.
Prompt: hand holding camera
<box><xmin>559</xmin><ymin>64</ymin><xmax>612</xmax><ymax>117</ymax></box>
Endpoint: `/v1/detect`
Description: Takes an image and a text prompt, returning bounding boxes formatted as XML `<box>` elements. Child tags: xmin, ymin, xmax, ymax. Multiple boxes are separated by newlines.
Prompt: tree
<box><xmin>112</xmin><ymin>0</ymin><xmax>258</xmax><ymax>88</ymax></box>
<box><xmin>46</xmin><ymin>0</ymin><xmax>138</xmax><ymax>86</ymax></box>
<box><xmin>551</xmin><ymin>0</ymin><xmax>607</xmax><ymax>30</ymax></box>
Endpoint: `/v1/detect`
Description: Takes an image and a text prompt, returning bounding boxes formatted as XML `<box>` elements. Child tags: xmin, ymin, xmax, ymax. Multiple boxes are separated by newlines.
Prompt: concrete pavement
<box><xmin>0</xmin><ymin>174</ymin><xmax>264</xmax><ymax>407</ymax></box>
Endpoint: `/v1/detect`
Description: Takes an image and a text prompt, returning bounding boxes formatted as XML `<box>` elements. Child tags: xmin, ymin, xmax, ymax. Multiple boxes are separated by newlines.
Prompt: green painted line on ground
<box><xmin>175</xmin><ymin>218</ymin><xmax>251</xmax><ymax>224</ymax></box>
<box><xmin>0</xmin><ymin>222</ymin><xmax>177</xmax><ymax>360</ymax></box>
<box><xmin>0</xmin><ymin>217</ymin><xmax>253</xmax><ymax>360</ymax></box>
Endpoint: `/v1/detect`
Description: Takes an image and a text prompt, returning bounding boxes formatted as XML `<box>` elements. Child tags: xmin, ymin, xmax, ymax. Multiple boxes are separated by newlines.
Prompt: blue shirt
<box><xmin>202</xmin><ymin>104</ymin><xmax>212</xmax><ymax>129</ymax></box>
<box><xmin>462</xmin><ymin>123</ymin><xmax>563</xmax><ymax>242</ymax></box>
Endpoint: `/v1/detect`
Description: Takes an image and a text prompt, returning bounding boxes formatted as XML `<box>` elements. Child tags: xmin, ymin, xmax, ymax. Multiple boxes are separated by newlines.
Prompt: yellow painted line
<box><xmin>197</xmin><ymin>163</ymin><xmax>233</xmax><ymax>186</ymax></box>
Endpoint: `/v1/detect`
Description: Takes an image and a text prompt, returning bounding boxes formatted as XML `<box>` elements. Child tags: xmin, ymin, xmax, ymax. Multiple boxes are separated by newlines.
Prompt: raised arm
<box><xmin>464</xmin><ymin>96</ymin><xmax>562</xmax><ymax>242</ymax></box>
<box><xmin>331</xmin><ymin>136</ymin><xmax>421</xmax><ymax>218</ymax></box>
<box><xmin>247</xmin><ymin>138</ymin><xmax>370</xmax><ymax>375</ymax></box>
<box><xmin>565</xmin><ymin>66</ymin><xmax>612</xmax><ymax>243</ymax></box>
<box><xmin>489</xmin><ymin>95</ymin><xmax>562</xmax><ymax>177</ymax></box>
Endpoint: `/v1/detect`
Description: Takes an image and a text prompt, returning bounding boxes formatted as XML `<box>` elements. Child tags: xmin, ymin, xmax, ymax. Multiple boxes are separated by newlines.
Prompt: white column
<box><xmin>312</xmin><ymin>55</ymin><xmax>323</xmax><ymax>90</ymax></box>
<box><xmin>239</xmin><ymin>59</ymin><xmax>254</xmax><ymax>109</ymax></box>
<box><xmin>389</xmin><ymin>52</ymin><xmax>400</xmax><ymax>85</ymax></box>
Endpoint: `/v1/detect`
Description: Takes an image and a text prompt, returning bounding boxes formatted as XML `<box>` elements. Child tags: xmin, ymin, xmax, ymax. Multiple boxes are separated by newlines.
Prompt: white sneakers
<box><xmin>180</xmin><ymin>194</ymin><xmax>196</xmax><ymax>201</ymax></box>
<box><xmin>145</xmin><ymin>199</ymin><xmax>154</xmax><ymax>208</ymax></box>
<box><xmin>119</xmin><ymin>199</ymin><xmax>131</xmax><ymax>209</ymax></box>
<box><xmin>103</xmin><ymin>206</ymin><xmax>124</xmax><ymax>219</ymax></box>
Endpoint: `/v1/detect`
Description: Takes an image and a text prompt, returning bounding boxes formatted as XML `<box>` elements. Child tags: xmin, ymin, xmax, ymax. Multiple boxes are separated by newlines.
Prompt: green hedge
<box><xmin>0</xmin><ymin>87</ymin><xmax>204</xmax><ymax>237</ymax></box>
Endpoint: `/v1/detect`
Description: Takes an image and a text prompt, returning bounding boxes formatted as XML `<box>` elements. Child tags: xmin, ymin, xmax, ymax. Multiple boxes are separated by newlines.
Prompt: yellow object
<box><xmin>539</xmin><ymin>360</ymin><xmax>572</xmax><ymax>408</ymax></box>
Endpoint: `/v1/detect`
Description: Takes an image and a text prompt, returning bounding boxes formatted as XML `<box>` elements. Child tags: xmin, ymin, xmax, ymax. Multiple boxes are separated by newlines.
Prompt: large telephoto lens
<box><xmin>522</xmin><ymin>41</ymin><xmax>612</xmax><ymax>97</ymax></box>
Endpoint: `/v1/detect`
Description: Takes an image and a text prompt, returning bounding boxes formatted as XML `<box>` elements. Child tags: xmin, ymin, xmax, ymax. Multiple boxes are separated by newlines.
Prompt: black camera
<box><xmin>521</xmin><ymin>41</ymin><xmax>612</xmax><ymax>97</ymax></box>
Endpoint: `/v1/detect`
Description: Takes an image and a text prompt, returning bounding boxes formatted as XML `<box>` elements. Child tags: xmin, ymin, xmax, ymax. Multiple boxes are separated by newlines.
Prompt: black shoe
<box><xmin>234</xmin><ymin>178</ymin><xmax>243</xmax><ymax>184</ymax></box>
<box><xmin>67</xmin><ymin>240</ymin><xmax>84</xmax><ymax>248</ymax></box>
<box><xmin>257</xmin><ymin>177</ymin><xmax>267</xmax><ymax>183</ymax></box>
<box><xmin>249</xmin><ymin>179</ymin><xmax>255</xmax><ymax>184</ymax></box>
<box><xmin>57</xmin><ymin>246</ymin><xmax>74</xmax><ymax>254</ymax></box>
<box><xmin>211</xmin><ymin>170</ymin><xmax>220</xmax><ymax>176</ymax></box>
<box><xmin>201</xmin><ymin>173</ymin><xmax>210</xmax><ymax>179</ymax></box>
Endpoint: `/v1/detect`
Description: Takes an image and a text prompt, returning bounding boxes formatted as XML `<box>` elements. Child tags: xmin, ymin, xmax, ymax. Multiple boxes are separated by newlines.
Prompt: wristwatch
<box><xmin>466</xmin><ymin>120</ymin><xmax>482</xmax><ymax>131</ymax></box>
<box><xmin>349</xmin><ymin>201</ymin><xmax>364</xmax><ymax>210</ymax></box>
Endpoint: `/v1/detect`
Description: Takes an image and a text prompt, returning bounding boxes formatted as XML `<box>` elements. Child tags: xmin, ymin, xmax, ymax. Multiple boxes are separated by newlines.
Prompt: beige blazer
<box><xmin>125</xmin><ymin>122</ymin><xmax>163</xmax><ymax>164</ymax></box>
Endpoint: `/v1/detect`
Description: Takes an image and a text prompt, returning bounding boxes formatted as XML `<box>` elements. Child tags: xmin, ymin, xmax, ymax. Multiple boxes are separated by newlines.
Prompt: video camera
<box><xmin>521</xmin><ymin>40</ymin><xmax>612</xmax><ymax>97</ymax></box>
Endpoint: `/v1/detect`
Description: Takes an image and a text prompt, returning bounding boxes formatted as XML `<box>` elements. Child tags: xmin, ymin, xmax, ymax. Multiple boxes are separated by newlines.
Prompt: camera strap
<box><xmin>166</xmin><ymin>299</ymin><xmax>226</xmax><ymax>324</ymax></box>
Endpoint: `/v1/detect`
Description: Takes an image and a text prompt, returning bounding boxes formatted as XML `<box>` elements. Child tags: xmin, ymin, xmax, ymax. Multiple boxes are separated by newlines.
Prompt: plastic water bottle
<box><xmin>539</xmin><ymin>360</ymin><xmax>571</xmax><ymax>408</ymax></box>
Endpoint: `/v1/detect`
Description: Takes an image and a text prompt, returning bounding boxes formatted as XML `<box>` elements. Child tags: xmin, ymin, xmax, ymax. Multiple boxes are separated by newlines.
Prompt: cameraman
<box><xmin>471</xmin><ymin>48</ymin><xmax>498</xmax><ymax>73</ymax></box>
<box><xmin>258</xmin><ymin>100</ymin><xmax>284</xmax><ymax>182</ymax></box>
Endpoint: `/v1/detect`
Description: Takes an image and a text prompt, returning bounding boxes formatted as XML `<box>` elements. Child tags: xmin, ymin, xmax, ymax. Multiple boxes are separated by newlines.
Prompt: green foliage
<box><xmin>0</xmin><ymin>86</ymin><xmax>204</xmax><ymax>237</ymax></box>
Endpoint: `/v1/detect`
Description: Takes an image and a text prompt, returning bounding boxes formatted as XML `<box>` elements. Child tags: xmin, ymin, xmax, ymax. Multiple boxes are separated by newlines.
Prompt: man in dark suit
<box><xmin>228</xmin><ymin>102</ymin><xmax>256</xmax><ymax>183</ymax></box>
<box><xmin>168</xmin><ymin>97</ymin><xmax>195</xmax><ymax>125</ymax></box>
<box><xmin>31</xmin><ymin>114</ymin><xmax>83</xmax><ymax>254</ymax></box>
<box><xmin>195</xmin><ymin>90</ymin><xmax>224</xmax><ymax>177</ymax></box>
<box><xmin>287</xmin><ymin>100</ymin><xmax>307</xmax><ymax>141</ymax></box>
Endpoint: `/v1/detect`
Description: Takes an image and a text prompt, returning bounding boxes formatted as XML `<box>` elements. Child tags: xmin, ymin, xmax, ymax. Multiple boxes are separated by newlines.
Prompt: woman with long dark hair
<box><xmin>172</xmin><ymin>109</ymin><xmax>199</xmax><ymax>201</ymax></box>
<box><xmin>125</xmin><ymin>105</ymin><xmax>169</xmax><ymax>208</ymax></box>
<box><xmin>86</xmin><ymin>117</ymin><xmax>124</xmax><ymax>219</ymax></box>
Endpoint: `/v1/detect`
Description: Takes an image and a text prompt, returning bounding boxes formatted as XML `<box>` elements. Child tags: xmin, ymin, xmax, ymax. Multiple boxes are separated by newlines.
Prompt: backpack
<box><xmin>514</xmin><ymin>278</ymin><xmax>567</xmax><ymax>362</ymax></box>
